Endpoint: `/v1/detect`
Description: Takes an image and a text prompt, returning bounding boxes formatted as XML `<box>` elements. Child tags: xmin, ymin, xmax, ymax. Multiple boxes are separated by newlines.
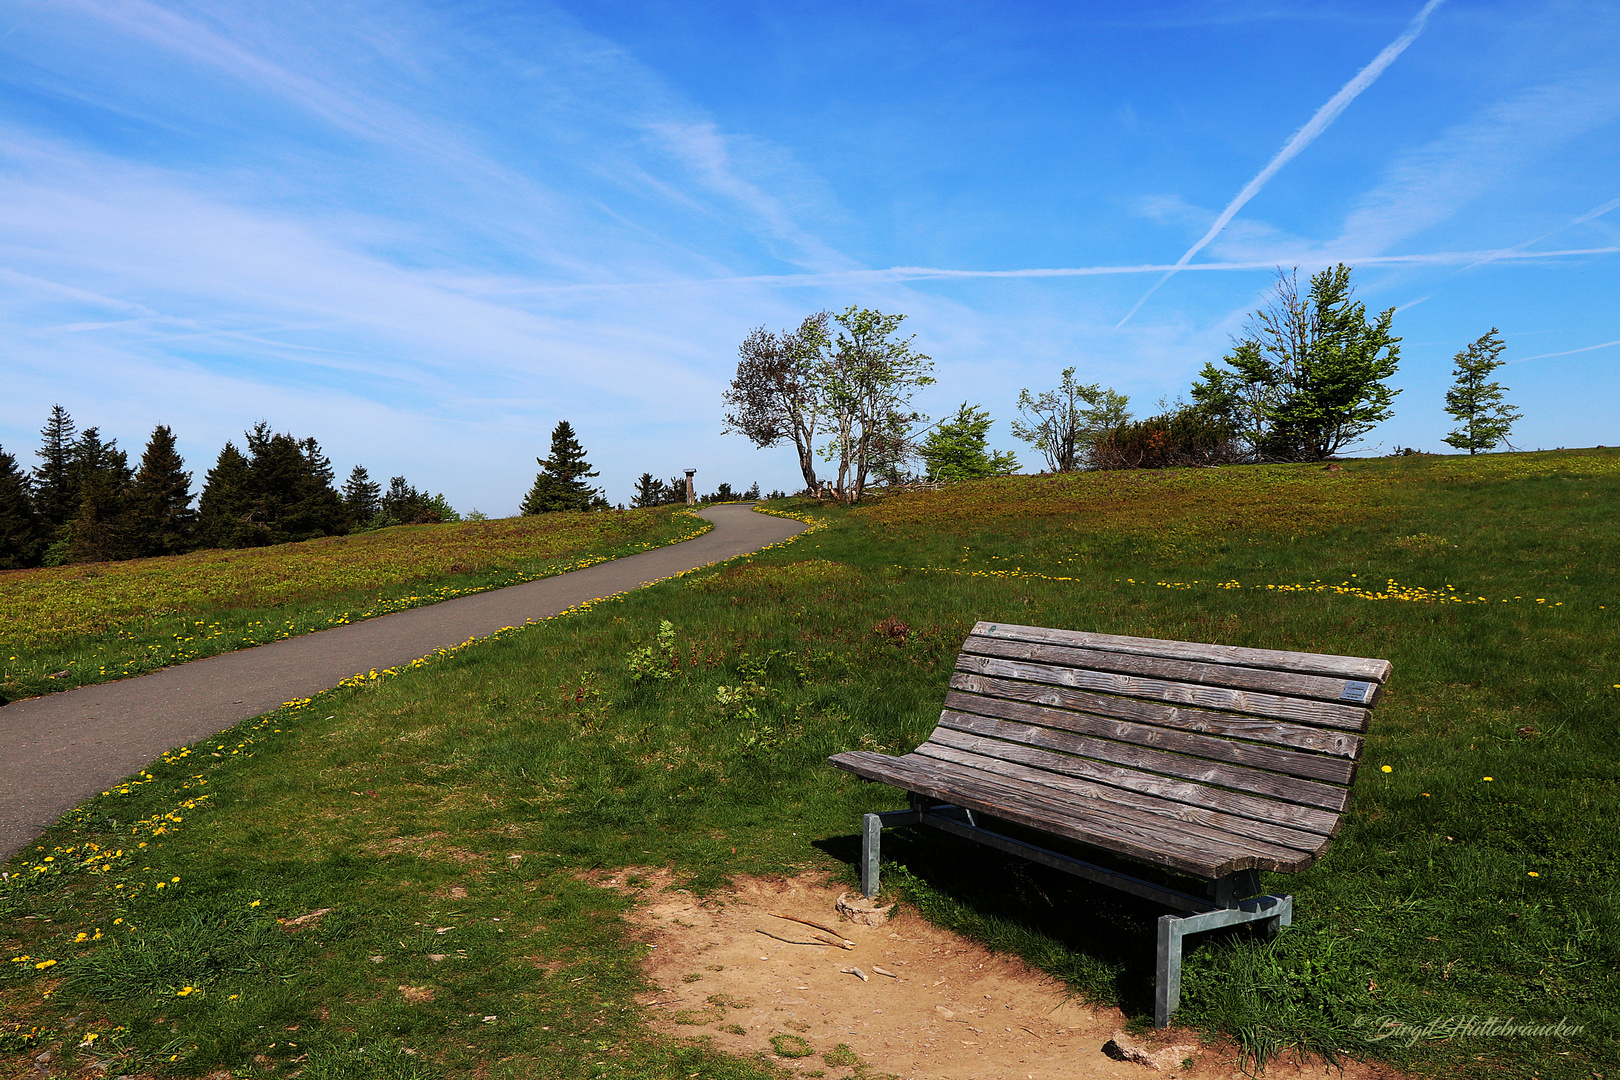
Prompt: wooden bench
<box><xmin>829</xmin><ymin>621</ymin><xmax>1390</xmax><ymax>1027</ymax></box>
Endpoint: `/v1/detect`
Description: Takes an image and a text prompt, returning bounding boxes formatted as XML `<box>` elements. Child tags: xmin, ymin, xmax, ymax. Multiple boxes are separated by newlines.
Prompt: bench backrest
<box><xmin>918</xmin><ymin>621</ymin><xmax>1392</xmax><ymax>873</ymax></box>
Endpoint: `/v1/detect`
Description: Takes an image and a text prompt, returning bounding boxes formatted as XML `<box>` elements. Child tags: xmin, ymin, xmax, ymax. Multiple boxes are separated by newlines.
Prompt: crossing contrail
<box><xmin>1116</xmin><ymin>0</ymin><xmax>1447</xmax><ymax>327</ymax></box>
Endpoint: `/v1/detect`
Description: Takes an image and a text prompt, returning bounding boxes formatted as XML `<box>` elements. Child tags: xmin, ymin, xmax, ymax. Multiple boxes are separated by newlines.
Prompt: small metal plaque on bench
<box><xmin>1340</xmin><ymin>680</ymin><xmax>1373</xmax><ymax>703</ymax></box>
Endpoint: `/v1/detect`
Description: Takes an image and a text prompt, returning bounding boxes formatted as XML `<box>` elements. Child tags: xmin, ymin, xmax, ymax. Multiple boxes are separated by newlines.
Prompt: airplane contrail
<box><xmin>1460</xmin><ymin>195</ymin><xmax>1620</xmax><ymax>272</ymax></box>
<box><xmin>1513</xmin><ymin>338</ymin><xmax>1620</xmax><ymax>363</ymax></box>
<box><xmin>1115</xmin><ymin>0</ymin><xmax>1447</xmax><ymax>327</ymax></box>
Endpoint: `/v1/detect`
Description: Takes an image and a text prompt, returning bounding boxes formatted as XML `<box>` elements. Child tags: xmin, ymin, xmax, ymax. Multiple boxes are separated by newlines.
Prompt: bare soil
<box><xmin>608</xmin><ymin>868</ymin><xmax>1408</xmax><ymax>1080</ymax></box>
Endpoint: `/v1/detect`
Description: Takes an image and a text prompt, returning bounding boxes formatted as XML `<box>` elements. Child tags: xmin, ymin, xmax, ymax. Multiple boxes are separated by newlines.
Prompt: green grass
<box><xmin>2</xmin><ymin>448</ymin><xmax>1616</xmax><ymax>1079</ymax></box>
<box><xmin>0</xmin><ymin>506</ymin><xmax>709</xmax><ymax>703</ymax></box>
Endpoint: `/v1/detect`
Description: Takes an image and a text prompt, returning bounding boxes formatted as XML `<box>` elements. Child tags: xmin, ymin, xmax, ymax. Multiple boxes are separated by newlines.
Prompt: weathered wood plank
<box><xmin>933</xmin><ymin>709</ymin><xmax>1347</xmax><ymax>829</ymax></box>
<box><xmin>947</xmin><ymin>677</ymin><xmax>1359</xmax><ymax>782</ymax></box>
<box><xmin>955</xmin><ymin>652</ymin><xmax>1371</xmax><ymax>731</ymax></box>
<box><xmin>972</xmin><ymin>622</ymin><xmax>1392</xmax><ymax>683</ymax></box>
<box><xmin>935</xmin><ymin>706</ymin><xmax>1351</xmax><ymax>814</ymax></box>
<box><xmin>829</xmin><ymin>750</ymin><xmax>1317</xmax><ymax>874</ymax></box>
<box><xmin>964</xmin><ymin>635</ymin><xmax>1384</xmax><ymax>706</ymax></box>
<box><xmin>915</xmin><ymin>738</ymin><xmax>1331</xmax><ymax>856</ymax></box>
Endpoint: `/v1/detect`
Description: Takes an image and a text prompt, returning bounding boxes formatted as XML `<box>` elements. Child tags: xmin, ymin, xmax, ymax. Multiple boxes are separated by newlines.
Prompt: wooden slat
<box><xmin>955</xmin><ymin>652</ymin><xmax>1371</xmax><ymax>732</ymax></box>
<box><xmin>965</xmin><ymin>635</ymin><xmax>1383</xmax><ymax>706</ymax></box>
<box><xmin>947</xmin><ymin>679</ymin><xmax>1358</xmax><ymax>782</ymax></box>
<box><xmin>953</xmin><ymin>671</ymin><xmax>1361</xmax><ymax>760</ymax></box>
<box><xmin>973</xmin><ymin>622</ymin><xmax>1392</xmax><ymax>683</ymax></box>
<box><xmin>915</xmin><ymin>738</ymin><xmax>1331</xmax><ymax>855</ymax></box>
<box><xmin>933</xmin><ymin>709</ymin><xmax>1347</xmax><ymax>829</ymax></box>
<box><xmin>936</xmin><ymin>707</ymin><xmax>1350</xmax><ymax>814</ymax></box>
<box><xmin>830</xmin><ymin>750</ymin><xmax>1315</xmax><ymax>875</ymax></box>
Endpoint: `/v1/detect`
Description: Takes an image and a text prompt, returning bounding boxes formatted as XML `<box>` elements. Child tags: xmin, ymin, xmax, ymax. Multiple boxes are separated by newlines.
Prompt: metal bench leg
<box><xmin>1154</xmin><ymin>915</ymin><xmax>1185</xmax><ymax>1030</ymax></box>
<box><xmin>1154</xmin><ymin>894</ymin><xmax>1294</xmax><ymax>1028</ymax></box>
<box><xmin>860</xmin><ymin>807</ymin><xmax>923</xmax><ymax>899</ymax></box>
<box><xmin>861</xmin><ymin>813</ymin><xmax>883</xmax><ymax>898</ymax></box>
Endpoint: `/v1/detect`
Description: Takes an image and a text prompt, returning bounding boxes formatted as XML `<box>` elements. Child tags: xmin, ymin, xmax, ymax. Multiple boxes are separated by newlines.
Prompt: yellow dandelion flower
<box><xmin>1483</xmin><ymin>776</ymin><xmax>1494</xmax><ymax>782</ymax></box>
<box><xmin>1381</xmin><ymin>765</ymin><xmax>1392</xmax><ymax>773</ymax></box>
<box><xmin>1528</xmin><ymin>871</ymin><xmax>1540</xmax><ymax>877</ymax></box>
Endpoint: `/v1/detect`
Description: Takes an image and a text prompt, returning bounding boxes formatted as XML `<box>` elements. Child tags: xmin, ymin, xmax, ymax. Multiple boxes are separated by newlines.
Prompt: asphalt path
<box><xmin>0</xmin><ymin>504</ymin><xmax>806</xmax><ymax>860</ymax></box>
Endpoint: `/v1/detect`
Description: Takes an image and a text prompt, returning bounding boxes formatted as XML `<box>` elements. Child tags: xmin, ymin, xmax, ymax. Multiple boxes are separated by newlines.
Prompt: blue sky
<box><xmin>2</xmin><ymin>0</ymin><xmax>1616</xmax><ymax>513</ymax></box>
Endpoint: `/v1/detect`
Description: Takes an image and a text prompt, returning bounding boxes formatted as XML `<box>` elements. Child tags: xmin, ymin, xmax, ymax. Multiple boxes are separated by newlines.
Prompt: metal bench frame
<box><xmin>859</xmin><ymin>796</ymin><xmax>1291</xmax><ymax>1028</ymax></box>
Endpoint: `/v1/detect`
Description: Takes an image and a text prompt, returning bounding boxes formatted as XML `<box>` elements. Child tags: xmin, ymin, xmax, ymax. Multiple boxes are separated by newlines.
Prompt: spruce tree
<box><xmin>0</xmin><ymin>443</ymin><xmax>42</xmax><ymax>569</ymax></box>
<box><xmin>32</xmin><ymin>404</ymin><xmax>78</xmax><ymax>531</ymax></box>
<box><xmin>630</xmin><ymin>472</ymin><xmax>668</xmax><ymax>508</ymax></box>
<box><xmin>197</xmin><ymin>442</ymin><xmax>258</xmax><ymax>548</ymax></box>
<box><xmin>521</xmin><ymin>421</ymin><xmax>603</xmax><ymax>514</ymax></box>
<box><xmin>1443</xmin><ymin>329</ymin><xmax>1521</xmax><ymax>454</ymax></box>
<box><xmin>243</xmin><ymin>425</ymin><xmax>344</xmax><ymax>541</ymax></box>
<box><xmin>63</xmin><ymin>427</ymin><xmax>134</xmax><ymax>563</ymax></box>
<box><xmin>128</xmin><ymin>424</ymin><xmax>196</xmax><ymax>557</ymax></box>
<box><xmin>342</xmin><ymin>465</ymin><xmax>382</xmax><ymax>525</ymax></box>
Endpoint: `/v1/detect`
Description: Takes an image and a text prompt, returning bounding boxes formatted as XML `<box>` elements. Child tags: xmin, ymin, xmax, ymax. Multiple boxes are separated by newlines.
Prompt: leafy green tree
<box><xmin>62</xmin><ymin>427</ymin><xmax>134</xmax><ymax>563</ymax></box>
<box><xmin>1443</xmin><ymin>328</ymin><xmax>1521</xmax><ymax>454</ymax></box>
<box><xmin>1011</xmin><ymin>368</ymin><xmax>1131</xmax><ymax>471</ymax></box>
<box><xmin>1196</xmin><ymin>264</ymin><xmax>1401</xmax><ymax>461</ymax></box>
<box><xmin>818</xmin><ymin>306</ymin><xmax>934</xmax><ymax>502</ymax></box>
<box><xmin>197</xmin><ymin>442</ymin><xmax>258</xmax><ymax>548</ymax></box>
<box><xmin>521</xmin><ymin>421</ymin><xmax>605</xmax><ymax>513</ymax></box>
<box><xmin>0</xmin><ymin>443</ymin><xmax>42</xmax><ymax>569</ymax></box>
<box><xmin>631</xmin><ymin>473</ymin><xmax>669</xmax><ymax>508</ymax></box>
<box><xmin>342</xmin><ymin>465</ymin><xmax>382</xmax><ymax>525</ymax></box>
<box><xmin>31</xmin><ymin>404</ymin><xmax>78</xmax><ymax>532</ymax></box>
<box><xmin>921</xmin><ymin>403</ymin><xmax>1020</xmax><ymax>482</ymax></box>
<box><xmin>128</xmin><ymin>424</ymin><xmax>196</xmax><ymax>557</ymax></box>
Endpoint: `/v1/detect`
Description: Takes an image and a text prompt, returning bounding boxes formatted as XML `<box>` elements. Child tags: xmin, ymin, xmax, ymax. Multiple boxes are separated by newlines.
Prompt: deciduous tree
<box><xmin>1443</xmin><ymin>328</ymin><xmax>1520</xmax><ymax>454</ymax></box>
<box><xmin>723</xmin><ymin>312</ymin><xmax>830</xmax><ymax>495</ymax></box>
<box><xmin>818</xmin><ymin>306</ymin><xmax>933</xmax><ymax>502</ymax></box>
<box><xmin>1011</xmin><ymin>368</ymin><xmax>1131</xmax><ymax>471</ymax></box>
<box><xmin>1195</xmin><ymin>264</ymin><xmax>1400</xmax><ymax>461</ymax></box>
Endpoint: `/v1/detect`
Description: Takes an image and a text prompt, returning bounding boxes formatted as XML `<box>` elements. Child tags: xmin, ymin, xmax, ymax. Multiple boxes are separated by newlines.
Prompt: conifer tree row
<box><xmin>0</xmin><ymin>406</ymin><xmax>456</xmax><ymax>569</ymax></box>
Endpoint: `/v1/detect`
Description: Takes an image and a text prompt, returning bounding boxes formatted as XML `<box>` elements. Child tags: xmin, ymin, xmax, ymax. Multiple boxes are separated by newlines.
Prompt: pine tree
<box><xmin>197</xmin><ymin>442</ymin><xmax>259</xmax><ymax>548</ymax></box>
<box><xmin>0</xmin><ymin>443</ymin><xmax>42</xmax><ymax>569</ymax></box>
<box><xmin>63</xmin><ymin>427</ymin><xmax>134</xmax><ymax>563</ymax></box>
<box><xmin>243</xmin><ymin>425</ymin><xmax>344</xmax><ymax>541</ymax></box>
<box><xmin>521</xmin><ymin>421</ymin><xmax>603</xmax><ymax>514</ymax></box>
<box><xmin>630</xmin><ymin>473</ymin><xmax>668</xmax><ymax>508</ymax></box>
<box><xmin>32</xmin><ymin>404</ymin><xmax>78</xmax><ymax>531</ymax></box>
<box><xmin>1443</xmin><ymin>328</ymin><xmax>1521</xmax><ymax>454</ymax></box>
<box><xmin>128</xmin><ymin>424</ymin><xmax>196</xmax><ymax>557</ymax></box>
<box><xmin>380</xmin><ymin>476</ymin><xmax>442</xmax><ymax>524</ymax></box>
<box><xmin>342</xmin><ymin>465</ymin><xmax>382</xmax><ymax>525</ymax></box>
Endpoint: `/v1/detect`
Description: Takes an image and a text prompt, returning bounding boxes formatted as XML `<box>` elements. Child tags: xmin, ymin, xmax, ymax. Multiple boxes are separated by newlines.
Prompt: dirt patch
<box><xmin>610</xmin><ymin>869</ymin><xmax>1407</xmax><ymax>1080</ymax></box>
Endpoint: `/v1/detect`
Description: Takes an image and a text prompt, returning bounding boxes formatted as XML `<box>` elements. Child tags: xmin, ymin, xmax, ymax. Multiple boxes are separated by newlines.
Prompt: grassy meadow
<box><xmin>1</xmin><ymin>449</ymin><xmax>1616</xmax><ymax>1079</ymax></box>
<box><xmin>0</xmin><ymin>506</ymin><xmax>710</xmax><ymax>703</ymax></box>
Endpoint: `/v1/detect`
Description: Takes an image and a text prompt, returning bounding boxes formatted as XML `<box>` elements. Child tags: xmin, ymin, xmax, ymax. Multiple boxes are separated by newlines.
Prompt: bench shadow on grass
<box><xmin>814</xmin><ymin>816</ymin><xmax>1279</xmax><ymax>1024</ymax></box>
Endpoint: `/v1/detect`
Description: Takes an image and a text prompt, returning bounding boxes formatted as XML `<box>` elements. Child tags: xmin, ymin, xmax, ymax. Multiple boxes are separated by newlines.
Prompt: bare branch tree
<box><xmin>722</xmin><ymin>312</ymin><xmax>829</xmax><ymax>494</ymax></box>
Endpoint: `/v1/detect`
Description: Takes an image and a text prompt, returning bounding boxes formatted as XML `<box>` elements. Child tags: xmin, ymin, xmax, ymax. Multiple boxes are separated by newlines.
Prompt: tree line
<box><xmin>0</xmin><ymin>407</ymin><xmax>461</xmax><ymax>570</ymax></box>
<box><xmin>723</xmin><ymin>265</ymin><xmax>1524</xmax><ymax>497</ymax></box>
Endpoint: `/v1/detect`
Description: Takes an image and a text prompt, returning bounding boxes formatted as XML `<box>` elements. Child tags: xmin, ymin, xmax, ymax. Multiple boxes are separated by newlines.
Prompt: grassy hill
<box><xmin>1</xmin><ymin>450</ymin><xmax>1615</xmax><ymax>1078</ymax></box>
<box><xmin>0</xmin><ymin>506</ymin><xmax>710</xmax><ymax>702</ymax></box>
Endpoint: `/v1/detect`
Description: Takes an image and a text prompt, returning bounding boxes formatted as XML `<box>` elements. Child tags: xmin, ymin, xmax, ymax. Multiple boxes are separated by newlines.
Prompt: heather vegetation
<box><xmin>3</xmin><ymin>449</ymin><xmax>1614</xmax><ymax>1080</ymax></box>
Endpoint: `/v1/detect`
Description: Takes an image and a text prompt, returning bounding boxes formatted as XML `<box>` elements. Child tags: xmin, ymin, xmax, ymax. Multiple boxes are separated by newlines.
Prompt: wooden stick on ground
<box><xmin>754</xmin><ymin>928</ymin><xmax>831</xmax><ymax>947</ymax></box>
<box><xmin>768</xmin><ymin>911</ymin><xmax>855</xmax><ymax>944</ymax></box>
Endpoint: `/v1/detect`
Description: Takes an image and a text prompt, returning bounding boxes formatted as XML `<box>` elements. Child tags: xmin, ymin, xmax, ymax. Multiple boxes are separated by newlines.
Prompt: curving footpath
<box><xmin>0</xmin><ymin>504</ymin><xmax>807</xmax><ymax>860</ymax></box>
